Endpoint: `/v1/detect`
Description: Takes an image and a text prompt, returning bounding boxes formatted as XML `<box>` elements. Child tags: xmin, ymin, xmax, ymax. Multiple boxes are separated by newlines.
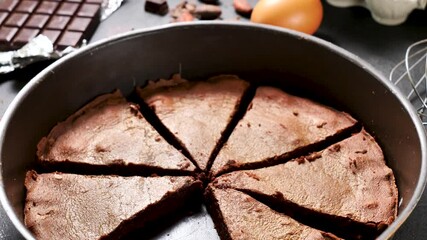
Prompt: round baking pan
<box><xmin>0</xmin><ymin>22</ymin><xmax>425</xmax><ymax>239</ymax></box>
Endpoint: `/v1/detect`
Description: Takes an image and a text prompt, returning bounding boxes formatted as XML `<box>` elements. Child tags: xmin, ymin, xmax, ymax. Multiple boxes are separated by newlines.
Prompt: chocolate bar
<box><xmin>0</xmin><ymin>0</ymin><xmax>102</xmax><ymax>51</ymax></box>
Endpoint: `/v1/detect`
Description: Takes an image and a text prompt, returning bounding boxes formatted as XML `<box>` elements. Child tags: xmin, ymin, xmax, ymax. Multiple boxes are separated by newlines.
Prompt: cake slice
<box><xmin>136</xmin><ymin>75</ymin><xmax>250</xmax><ymax>171</ymax></box>
<box><xmin>205</xmin><ymin>186</ymin><xmax>341</xmax><ymax>240</ymax></box>
<box><xmin>37</xmin><ymin>90</ymin><xmax>196</xmax><ymax>175</ymax></box>
<box><xmin>210</xmin><ymin>86</ymin><xmax>358</xmax><ymax>176</ymax></box>
<box><xmin>213</xmin><ymin>130</ymin><xmax>398</xmax><ymax>239</ymax></box>
<box><xmin>24</xmin><ymin>171</ymin><xmax>203</xmax><ymax>240</ymax></box>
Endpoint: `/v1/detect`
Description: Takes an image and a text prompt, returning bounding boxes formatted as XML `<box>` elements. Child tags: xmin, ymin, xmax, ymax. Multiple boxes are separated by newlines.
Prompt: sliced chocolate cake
<box><xmin>37</xmin><ymin>90</ymin><xmax>196</xmax><ymax>175</ymax></box>
<box><xmin>210</xmin><ymin>86</ymin><xmax>358</xmax><ymax>176</ymax></box>
<box><xmin>24</xmin><ymin>171</ymin><xmax>202</xmax><ymax>240</ymax></box>
<box><xmin>213</xmin><ymin>130</ymin><xmax>398</xmax><ymax>239</ymax></box>
<box><xmin>137</xmin><ymin>75</ymin><xmax>250</xmax><ymax>171</ymax></box>
<box><xmin>205</xmin><ymin>186</ymin><xmax>341</xmax><ymax>240</ymax></box>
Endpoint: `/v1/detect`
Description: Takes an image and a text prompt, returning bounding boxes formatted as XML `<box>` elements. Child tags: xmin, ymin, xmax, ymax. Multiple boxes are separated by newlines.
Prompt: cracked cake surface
<box><xmin>24</xmin><ymin>171</ymin><xmax>202</xmax><ymax>240</ymax></box>
<box><xmin>137</xmin><ymin>75</ymin><xmax>250</xmax><ymax>171</ymax></box>
<box><xmin>37</xmin><ymin>90</ymin><xmax>195</xmax><ymax>174</ymax></box>
<box><xmin>25</xmin><ymin>76</ymin><xmax>398</xmax><ymax>240</ymax></box>
<box><xmin>213</xmin><ymin>129</ymin><xmax>398</xmax><ymax>238</ymax></box>
<box><xmin>205</xmin><ymin>186</ymin><xmax>341</xmax><ymax>240</ymax></box>
<box><xmin>210</xmin><ymin>86</ymin><xmax>358</xmax><ymax>176</ymax></box>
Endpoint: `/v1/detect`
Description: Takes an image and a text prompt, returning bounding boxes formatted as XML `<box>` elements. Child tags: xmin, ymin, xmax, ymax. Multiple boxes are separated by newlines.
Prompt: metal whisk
<box><xmin>390</xmin><ymin>39</ymin><xmax>427</xmax><ymax>125</ymax></box>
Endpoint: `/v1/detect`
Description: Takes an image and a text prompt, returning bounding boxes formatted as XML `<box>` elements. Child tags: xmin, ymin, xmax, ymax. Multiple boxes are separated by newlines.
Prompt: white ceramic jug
<box><xmin>327</xmin><ymin>0</ymin><xmax>427</xmax><ymax>25</ymax></box>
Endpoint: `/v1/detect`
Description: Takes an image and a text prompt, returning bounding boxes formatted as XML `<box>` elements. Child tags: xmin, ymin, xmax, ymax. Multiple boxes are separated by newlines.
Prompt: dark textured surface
<box><xmin>1</xmin><ymin>0</ymin><xmax>427</xmax><ymax>239</ymax></box>
<box><xmin>0</xmin><ymin>0</ymin><xmax>101</xmax><ymax>51</ymax></box>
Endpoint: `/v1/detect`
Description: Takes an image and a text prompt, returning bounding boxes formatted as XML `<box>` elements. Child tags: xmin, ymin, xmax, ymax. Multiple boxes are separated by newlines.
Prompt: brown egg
<box><xmin>251</xmin><ymin>0</ymin><xmax>323</xmax><ymax>35</ymax></box>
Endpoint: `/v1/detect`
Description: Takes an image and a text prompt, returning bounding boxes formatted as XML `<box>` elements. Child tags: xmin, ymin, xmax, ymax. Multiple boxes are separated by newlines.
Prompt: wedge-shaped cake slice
<box><xmin>205</xmin><ymin>186</ymin><xmax>341</xmax><ymax>240</ymax></box>
<box><xmin>137</xmin><ymin>75</ymin><xmax>250</xmax><ymax>171</ymax></box>
<box><xmin>37</xmin><ymin>90</ymin><xmax>195</xmax><ymax>175</ymax></box>
<box><xmin>24</xmin><ymin>171</ymin><xmax>202</xmax><ymax>240</ymax></box>
<box><xmin>211</xmin><ymin>86</ymin><xmax>358</xmax><ymax>176</ymax></box>
<box><xmin>213</xmin><ymin>130</ymin><xmax>398</xmax><ymax>239</ymax></box>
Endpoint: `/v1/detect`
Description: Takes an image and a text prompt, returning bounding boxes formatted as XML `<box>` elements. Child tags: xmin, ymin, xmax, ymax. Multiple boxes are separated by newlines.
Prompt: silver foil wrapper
<box><xmin>0</xmin><ymin>0</ymin><xmax>125</xmax><ymax>74</ymax></box>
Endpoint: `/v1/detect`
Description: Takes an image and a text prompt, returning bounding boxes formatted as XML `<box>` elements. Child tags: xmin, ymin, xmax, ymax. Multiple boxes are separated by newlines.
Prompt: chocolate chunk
<box><xmin>25</xmin><ymin>14</ymin><xmax>50</xmax><ymax>29</ymax></box>
<box><xmin>41</xmin><ymin>29</ymin><xmax>61</xmax><ymax>43</ymax></box>
<box><xmin>233</xmin><ymin>0</ymin><xmax>252</xmax><ymax>17</ymax></box>
<box><xmin>0</xmin><ymin>0</ymin><xmax>102</xmax><ymax>51</ymax></box>
<box><xmin>16</xmin><ymin>1</ymin><xmax>39</xmax><ymax>13</ymax></box>
<box><xmin>46</xmin><ymin>16</ymin><xmax>70</xmax><ymax>30</ymax></box>
<box><xmin>199</xmin><ymin>0</ymin><xmax>219</xmax><ymax>4</ymax></box>
<box><xmin>12</xmin><ymin>28</ymin><xmax>39</xmax><ymax>48</ymax></box>
<box><xmin>194</xmin><ymin>4</ymin><xmax>222</xmax><ymax>20</ymax></box>
<box><xmin>56</xmin><ymin>3</ymin><xmax>80</xmax><ymax>16</ymax></box>
<box><xmin>4</xmin><ymin>13</ymin><xmax>28</xmax><ymax>27</ymax></box>
<box><xmin>0</xmin><ymin>0</ymin><xmax>19</xmax><ymax>12</ymax></box>
<box><xmin>0</xmin><ymin>26</ymin><xmax>18</xmax><ymax>44</ymax></box>
<box><xmin>0</xmin><ymin>12</ymin><xmax>7</xmax><ymax>25</ymax></box>
<box><xmin>57</xmin><ymin>30</ymin><xmax>83</xmax><ymax>49</ymax></box>
<box><xmin>77</xmin><ymin>3</ymin><xmax>101</xmax><ymax>18</ymax></box>
<box><xmin>36</xmin><ymin>2</ymin><xmax>59</xmax><ymax>14</ymax></box>
<box><xmin>145</xmin><ymin>0</ymin><xmax>169</xmax><ymax>16</ymax></box>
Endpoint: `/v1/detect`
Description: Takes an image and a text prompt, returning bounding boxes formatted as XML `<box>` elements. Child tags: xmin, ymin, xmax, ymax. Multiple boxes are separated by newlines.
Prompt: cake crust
<box><xmin>37</xmin><ymin>90</ymin><xmax>195</xmax><ymax>174</ymax></box>
<box><xmin>205</xmin><ymin>186</ymin><xmax>341</xmax><ymax>240</ymax></box>
<box><xmin>210</xmin><ymin>86</ymin><xmax>358</xmax><ymax>176</ymax></box>
<box><xmin>137</xmin><ymin>75</ymin><xmax>250</xmax><ymax>171</ymax></box>
<box><xmin>24</xmin><ymin>171</ymin><xmax>202</xmax><ymax>240</ymax></box>
<box><xmin>213</xmin><ymin>129</ymin><xmax>398</xmax><ymax>238</ymax></box>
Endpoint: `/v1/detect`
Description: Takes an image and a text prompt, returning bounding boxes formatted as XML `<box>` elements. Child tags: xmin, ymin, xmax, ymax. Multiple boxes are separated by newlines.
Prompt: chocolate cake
<box><xmin>213</xmin><ymin>129</ymin><xmax>398</xmax><ymax>239</ymax></box>
<box><xmin>24</xmin><ymin>171</ymin><xmax>202</xmax><ymax>240</ymax></box>
<box><xmin>205</xmin><ymin>186</ymin><xmax>341</xmax><ymax>240</ymax></box>
<box><xmin>37</xmin><ymin>90</ymin><xmax>196</xmax><ymax>175</ymax></box>
<box><xmin>137</xmin><ymin>75</ymin><xmax>250</xmax><ymax>171</ymax></box>
<box><xmin>210</xmin><ymin>86</ymin><xmax>358</xmax><ymax>176</ymax></box>
<box><xmin>25</xmin><ymin>76</ymin><xmax>399</xmax><ymax>239</ymax></box>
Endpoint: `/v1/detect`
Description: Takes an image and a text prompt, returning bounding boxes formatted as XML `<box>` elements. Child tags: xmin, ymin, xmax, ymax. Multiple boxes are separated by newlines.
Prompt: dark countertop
<box><xmin>1</xmin><ymin>0</ymin><xmax>427</xmax><ymax>239</ymax></box>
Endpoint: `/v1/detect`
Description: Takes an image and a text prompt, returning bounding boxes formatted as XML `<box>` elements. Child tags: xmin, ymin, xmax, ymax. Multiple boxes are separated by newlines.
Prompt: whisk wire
<box><xmin>390</xmin><ymin>39</ymin><xmax>427</xmax><ymax>125</ymax></box>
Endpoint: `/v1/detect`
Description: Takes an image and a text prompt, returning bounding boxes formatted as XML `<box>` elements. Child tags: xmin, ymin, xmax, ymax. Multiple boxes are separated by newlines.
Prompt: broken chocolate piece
<box><xmin>194</xmin><ymin>4</ymin><xmax>221</xmax><ymax>20</ymax></box>
<box><xmin>145</xmin><ymin>0</ymin><xmax>169</xmax><ymax>16</ymax></box>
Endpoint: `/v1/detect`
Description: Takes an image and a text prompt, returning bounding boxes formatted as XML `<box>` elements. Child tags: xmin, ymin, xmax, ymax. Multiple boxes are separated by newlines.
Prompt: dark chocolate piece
<box><xmin>145</xmin><ymin>0</ymin><xmax>169</xmax><ymax>16</ymax></box>
<box><xmin>194</xmin><ymin>4</ymin><xmax>222</xmax><ymax>20</ymax></box>
<box><xmin>0</xmin><ymin>0</ymin><xmax>102</xmax><ymax>51</ymax></box>
<box><xmin>12</xmin><ymin>28</ymin><xmax>39</xmax><ymax>48</ymax></box>
<box><xmin>16</xmin><ymin>1</ymin><xmax>39</xmax><ymax>13</ymax></box>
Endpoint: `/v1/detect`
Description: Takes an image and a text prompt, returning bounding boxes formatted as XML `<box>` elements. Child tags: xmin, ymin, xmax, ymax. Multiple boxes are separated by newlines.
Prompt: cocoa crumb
<box><xmin>254</xmin><ymin>208</ymin><xmax>262</xmax><ymax>213</ymax></box>
<box><xmin>247</xmin><ymin>122</ymin><xmax>251</xmax><ymax>128</ymax></box>
<box><xmin>296</xmin><ymin>157</ymin><xmax>305</xmax><ymax>164</ymax></box>
<box><xmin>226</xmin><ymin>159</ymin><xmax>237</xmax><ymax>166</ymax></box>
<box><xmin>329</xmin><ymin>144</ymin><xmax>341</xmax><ymax>152</ymax></box>
<box><xmin>178</xmin><ymin>161</ymin><xmax>191</xmax><ymax>169</ymax></box>
<box><xmin>316</xmin><ymin>122</ymin><xmax>327</xmax><ymax>128</ymax></box>
<box><xmin>112</xmin><ymin>159</ymin><xmax>125</xmax><ymax>165</ymax></box>
<box><xmin>247</xmin><ymin>102</ymin><xmax>253</xmax><ymax>111</ymax></box>
<box><xmin>292</xmin><ymin>111</ymin><xmax>299</xmax><ymax>116</ymax></box>
<box><xmin>95</xmin><ymin>145</ymin><xmax>108</xmax><ymax>153</ymax></box>
<box><xmin>306</xmin><ymin>152</ymin><xmax>321</xmax><ymax>162</ymax></box>
<box><xmin>244</xmin><ymin>172</ymin><xmax>260</xmax><ymax>181</ymax></box>
<box><xmin>365</xmin><ymin>202</ymin><xmax>379</xmax><ymax>209</ymax></box>
<box><xmin>355</xmin><ymin>149</ymin><xmax>367</xmax><ymax>154</ymax></box>
<box><xmin>272</xmin><ymin>191</ymin><xmax>285</xmax><ymax>200</ymax></box>
<box><xmin>155</xmin><ymin>136</ymin><xmax>162</xmax><ymax>142</ymax></box>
